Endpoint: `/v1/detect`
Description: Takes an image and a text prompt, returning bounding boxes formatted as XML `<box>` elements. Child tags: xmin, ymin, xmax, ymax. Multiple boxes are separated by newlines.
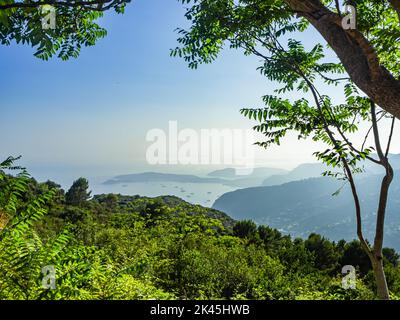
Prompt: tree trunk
<box><xmin>388</xmin><ymin>0</ymin><xmax>400</xmax><ymax>18</ymax></box>
<box><xmin>371</xmin><ymin>254</ymin><xmax>390</xmax><ymax>300</ymax></box>
<box><xmin>283</xmin><ymin>0</ymin><xmax>400</xmax><ymax>120</ymax></box>
<box><xmin>367</xmin><ymin>102</ymin><xmax>393</xmax><ymax>300</ymax></box>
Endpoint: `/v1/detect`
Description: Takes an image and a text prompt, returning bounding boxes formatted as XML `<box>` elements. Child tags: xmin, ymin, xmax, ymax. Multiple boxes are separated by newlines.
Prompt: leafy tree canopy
<box><xmin>65</xmin><ymin>177</ymin><xmax>91</xmax><ymax>206</ymax></box>
<box><xmin>0</xmin><ymin>0</ymin><xmax>130</xmax><ymax>60</ymax></box>
<box><xmin>173</xmin><ymin>0</ymin><xmax>400</xmax><ymax>119</ymax></box>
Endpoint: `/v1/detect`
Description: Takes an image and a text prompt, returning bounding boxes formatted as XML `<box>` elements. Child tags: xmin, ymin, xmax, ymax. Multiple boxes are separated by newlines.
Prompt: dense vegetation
<box><xmin>1</xmin><ymin>157</ymin><xmax>400</xmax><ymax>300</ymax></box>
<box><xmin>173</xmin><ymin>0</ymin><xmax>399</xmax><ymax>299</ymax></box>
<box><xmin>2</xmin><ymin>0</ymin><xmax>399</xmax><ymax>299</ymax></box>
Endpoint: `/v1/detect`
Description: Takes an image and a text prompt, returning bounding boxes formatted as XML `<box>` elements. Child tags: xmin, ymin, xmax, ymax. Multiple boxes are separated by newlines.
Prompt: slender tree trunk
<box><xmin>371</xmin><ymin>254</ymin><xmax>390</xmax><ymax>300</ymax></box>
<box><xmin>369</xmin><ymin>167</ymin><xmax>393</xmax><ymax>300</ymax></box>
<box><xmin>365</xmin><ymin>101</ymin><xmax>394</xmax><ymax>300</ymax></box>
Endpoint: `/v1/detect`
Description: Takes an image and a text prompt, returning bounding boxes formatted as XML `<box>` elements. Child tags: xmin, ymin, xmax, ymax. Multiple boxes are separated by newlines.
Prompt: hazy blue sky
<box><xmin>1</xmin><ymin>0</ymin><xmax>399</xmax><ymax>185</ymax></box>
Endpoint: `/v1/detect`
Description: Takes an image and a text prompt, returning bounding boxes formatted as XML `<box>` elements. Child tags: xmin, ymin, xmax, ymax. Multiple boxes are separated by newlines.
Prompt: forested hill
<box><xmin>213</xmin><ymin>171</ymin><xmax>400</xmax><ymax>250</ymax></box>
<box><xmin>92</xmin><ymin>194</ymin><xmax>236</xmax><ymax>231</ymax></box>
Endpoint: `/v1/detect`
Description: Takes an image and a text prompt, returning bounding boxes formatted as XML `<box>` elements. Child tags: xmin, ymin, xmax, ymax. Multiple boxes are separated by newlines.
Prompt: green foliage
<box><xmin>339</xmin><ymin>240</ymin><xmax>372</xmax><ymax>276</ymax></box>
<box><xmin>172</xmin><ymin>0</ymin><xmax>396</xmax><ymax>178</ymax></box>
<box><xmin>0</xmin><ymin>1</ymin><xmax>130</xmax><ymax>60</ymax></box>
<box><xmin>2</xmin><ymin>158</ymin><xmax>400</xmax><ymax>300</ymax></box>
<box><xmin>233</xmin><ymin>220</ymin><xmax>257</xmax><ymax>239</ymax></box>
<box><xmin>173</xmin><ymin>7</ymin><xmax>397</xmax><ymax>229</ymax></box>
<box><xmin>305</xmin><ymin>233</ymin><xmax>340</xmax><ymax>273</ymax></box>
<box><xmin>174</xmin><ymin>0</ymin><xmax>399</xmax><ymax>77</ymax></box>
<box><xmin>173</xmin><ymin>2</ymin><xmax>399</xmax><ymax>299</ymax></box>
<box><xmin>0</xmin><ymin>158</ymin><xmax>172</xmax><ymax>300</ymax></box>
<box><xmin>65</xmin><ymin>177</ymin><xmax>91</xmax><ymax>206</ymax></box>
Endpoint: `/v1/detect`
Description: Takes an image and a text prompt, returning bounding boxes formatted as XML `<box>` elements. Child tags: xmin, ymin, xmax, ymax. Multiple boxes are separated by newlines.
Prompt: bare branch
<box><xmin>334</xmin><ymin>0</ymin><xmax>341</xmax><ymax>17</ymax></box>
<box><xmin>371</xmin><ymin>101</ymin><xmax>386</xmax><ymax>162</ymax></box>
<box><xmin>385</xmin><ymin>116</ymin><xmax>396</xmax><ymax>158</ymax></box>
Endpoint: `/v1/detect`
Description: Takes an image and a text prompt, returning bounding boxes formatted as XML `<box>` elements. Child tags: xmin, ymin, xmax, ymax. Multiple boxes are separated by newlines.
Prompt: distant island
<box><xmin>103</xmin><ymin>172</ymin><xmax>227</xmax><ymax>185</ymax></box>
<box><xmin>207</xmin><ymin>167</ymin><xmax>288</xmax><ymax>179</ymax></box>
<box><xmin>103</xmin><ymin>167</ymin><xmax>290</xmax><ymax>188</ymax></box>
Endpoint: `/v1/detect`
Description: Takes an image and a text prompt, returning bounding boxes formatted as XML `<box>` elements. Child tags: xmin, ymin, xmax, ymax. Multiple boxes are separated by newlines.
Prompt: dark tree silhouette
<box><xmin>65</xmin><ymin>177</ymin><xmax>91</xmax><ymax>206</ymax></box>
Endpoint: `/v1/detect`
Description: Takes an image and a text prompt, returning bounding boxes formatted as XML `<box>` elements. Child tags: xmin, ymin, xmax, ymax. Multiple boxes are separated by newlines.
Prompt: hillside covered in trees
<box><xmin>1</xmin><ymin>161</ymin><xmax>400</xmax><ymax>300</ymax></box>
<box><xmin>213</xmin><ymin>170</ymin><xmax>400</xmax><ymax>250</ymax></box>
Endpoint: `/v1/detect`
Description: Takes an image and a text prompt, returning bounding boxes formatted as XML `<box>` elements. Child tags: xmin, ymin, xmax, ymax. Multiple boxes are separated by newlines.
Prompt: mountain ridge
<box><xmin>213</xmin><ymin>171</ymin><xmax>400</xmax><ymax>250</ymax></box>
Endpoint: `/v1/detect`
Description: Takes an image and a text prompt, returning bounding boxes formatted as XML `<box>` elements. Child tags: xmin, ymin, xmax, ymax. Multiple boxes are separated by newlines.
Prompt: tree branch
<box><xmin>388</xmin><ymin>0</ymin><xmax>400</xmax><ymax>19</ymax></box>
<box><xmin>385</xmin><ymin>116</ymin><xmax>396</xmax><ymax>158</ymax></box>
<box><xmin>334</xmin><ymin>0</ymin><xmax>341</xmax><ymax>17</ymax></box>
<box><xmin>370</xmin><ymin>100</ymin><xmax>394</xmax><ymax>255</ymax></box>
<box><xmin>371</xmin><ymin>101</ymin><xmax>386</xmax><ymax>162</ymax></box>
<box><xmin>0</xmin><ymin>0</ymin><xmax>127</xmax><ymax>11</ymax></box>
<box><xmin>283</xmin><ymin>0</ymin><xmax>400</xmax><ymax>120</ymax></box>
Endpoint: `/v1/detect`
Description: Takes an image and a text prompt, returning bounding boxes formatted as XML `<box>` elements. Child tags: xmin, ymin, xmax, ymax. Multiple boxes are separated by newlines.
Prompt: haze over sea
<box><xmin>25</xmin><ymin>163</ymin><xmax>258</xmax><ymax>207</ymax></box>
